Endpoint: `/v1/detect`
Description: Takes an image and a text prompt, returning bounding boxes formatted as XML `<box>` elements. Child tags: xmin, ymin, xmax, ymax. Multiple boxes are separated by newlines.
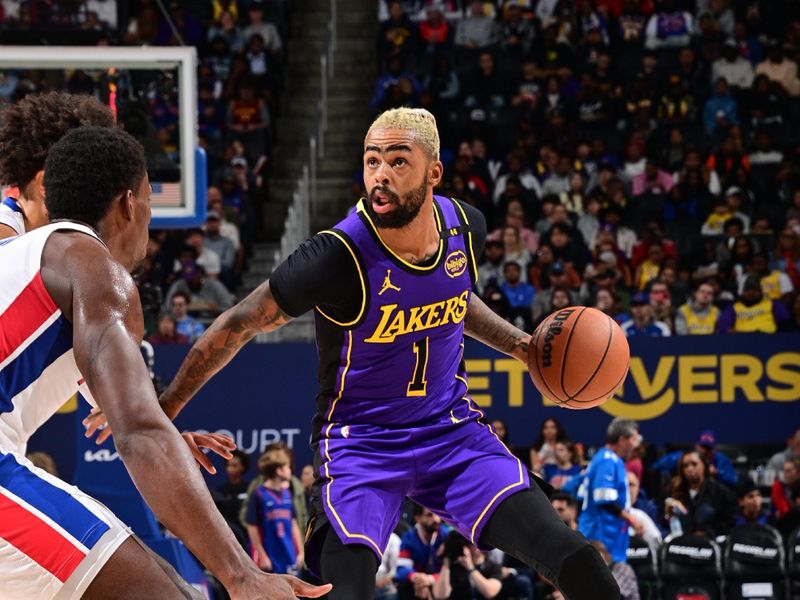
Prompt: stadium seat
<box><xmin>724</xmin><ymin>523</ymin><xmax>786</xmax><ymax>600</ymax></box>
<box><xmin>788</xmin><ymin>527</ymin><xmax>800</xmax><ymax>600</ymax></box>
<box><xmin>627</xmin><ymin>535</ymin><xmax>660</xmax><ymax>600</ymax></box>
<box><xmin>659</xmin><ymin>534</ymin><xmax>722</xmax><ymax>600</ymax></box>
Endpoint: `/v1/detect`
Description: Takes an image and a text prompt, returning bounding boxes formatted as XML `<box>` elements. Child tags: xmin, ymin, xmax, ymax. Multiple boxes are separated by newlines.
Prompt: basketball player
<box><xmin>0</xmin><ymin>92</ymin><xmax>115</xmax><ymax>239</ymax></box>
<box><xmin>89</xmin><ymin>109</ymin><xmax>621</xmax><ymax>598</ymax></box>
<box><xmin>0</xmin><ymin>127</ymin><xmax>329</xmax><ymax>599</ymax></box>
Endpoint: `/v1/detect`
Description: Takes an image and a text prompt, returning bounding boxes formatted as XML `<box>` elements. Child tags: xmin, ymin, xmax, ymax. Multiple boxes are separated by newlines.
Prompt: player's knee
<box><xmin>557</xmin><ymin>544</ymin><xmax>620</xmax><ymax>600</ymax></box>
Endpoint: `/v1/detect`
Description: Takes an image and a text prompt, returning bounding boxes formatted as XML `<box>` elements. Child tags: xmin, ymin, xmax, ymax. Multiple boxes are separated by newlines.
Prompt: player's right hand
<box><xmin>229</xmin><ymin>572</ymin><xmax>332</xmax><ymax>599</ymax></box>
<box><xmin>82</xmin><ymin>407</ymin><xmax>112</xmax><ymax>444</ymax></box>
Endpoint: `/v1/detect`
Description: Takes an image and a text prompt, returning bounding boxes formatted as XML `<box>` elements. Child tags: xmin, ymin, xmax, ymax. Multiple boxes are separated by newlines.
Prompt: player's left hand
<box><xmin>180</xmin><ymin>431</ymin><xmax>236</xmax><ymax>474</ymax></box>
<box><xmin>84</xmin><ymin>407</ymin><xmax>236</xmax><ymax>474</ymax></box>
<box><xmin>83</xmin><ymin>407</ymin><xmax>112</xmax><ymax>444</ymax></box>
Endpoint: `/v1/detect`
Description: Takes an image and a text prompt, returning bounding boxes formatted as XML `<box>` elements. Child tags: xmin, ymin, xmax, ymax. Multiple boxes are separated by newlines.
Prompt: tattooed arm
<box><xmin>159</xmin><ymin>280</ymin><xmax>292</xmax><ymax>419</ymax></box>
<box><xmin>464</xmin><ymin>292</ymin><xmax>531</xmax><ymax>366</ymax></box>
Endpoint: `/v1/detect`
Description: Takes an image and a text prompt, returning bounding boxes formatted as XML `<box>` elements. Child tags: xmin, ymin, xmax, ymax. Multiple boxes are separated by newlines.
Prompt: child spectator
<box><xmin>244</xmin><ymin>447</ymin><xmax>304</xmax><ymax>575</ymax></box>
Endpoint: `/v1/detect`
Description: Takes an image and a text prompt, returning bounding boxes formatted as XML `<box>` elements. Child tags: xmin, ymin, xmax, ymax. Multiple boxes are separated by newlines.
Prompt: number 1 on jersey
<box><xmin>407</xmin><ymin>337</ymin><xmax>429</xmax><ymax>397</ymax></box>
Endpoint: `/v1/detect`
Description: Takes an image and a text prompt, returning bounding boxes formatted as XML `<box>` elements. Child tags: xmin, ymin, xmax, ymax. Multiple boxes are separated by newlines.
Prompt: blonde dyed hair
<box><xmin>367</xmin><ymin>108</ymin><xmax>440</xmax><ymax>160</ymax></box>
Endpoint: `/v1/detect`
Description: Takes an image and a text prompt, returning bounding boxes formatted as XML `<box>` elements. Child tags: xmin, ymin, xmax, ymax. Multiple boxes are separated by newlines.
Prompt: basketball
<box><xmin>528</xmin><ymin>307</ymin><xmax>630</xmax><ymax>409</ymax></box>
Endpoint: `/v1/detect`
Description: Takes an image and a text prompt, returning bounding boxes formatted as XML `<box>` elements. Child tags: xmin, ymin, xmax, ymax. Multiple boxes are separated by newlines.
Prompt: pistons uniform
<box><xmin>269</xmin><ymin>196</ymin><xmax>529</xmax><ymax>574</ymax></box>
<box><xmin>0</xmin><ymin>197</ymin><xmax>25</xmax><ymax>237</ymax></box>
<box><xmin>0</xmin><ymin>223</ymin><xmax>130</xmax><ymax>599</ymax></box>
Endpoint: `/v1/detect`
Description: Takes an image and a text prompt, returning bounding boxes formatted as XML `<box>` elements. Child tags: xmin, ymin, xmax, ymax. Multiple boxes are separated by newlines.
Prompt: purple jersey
<box><xmin>317</xmin><ymin>195</ymin><xmax>478</xmax><ymax>426</ymax></box>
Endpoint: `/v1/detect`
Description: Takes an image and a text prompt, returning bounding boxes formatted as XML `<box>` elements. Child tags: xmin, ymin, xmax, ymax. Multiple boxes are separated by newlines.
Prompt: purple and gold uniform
<box><xmin>270</xmin><ymin>196</ymin><xmax>529</xmax><ymax>574</ymax></box>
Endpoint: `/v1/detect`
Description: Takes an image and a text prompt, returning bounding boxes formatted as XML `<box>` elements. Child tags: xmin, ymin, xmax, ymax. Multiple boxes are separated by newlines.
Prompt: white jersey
<box><xmin>0</xmin><ymin>221</ymin><xmax>130</xmax><ymax>600</ymax></box>
<box><xmin>0</xmin><ymin>197</ymin><xmax>25</xmax><ymax>236</ymax></box>
<box><xmin>0</xmin><ymin>221</ymin><xmax>99</xmax><ymax>454</ymax></box>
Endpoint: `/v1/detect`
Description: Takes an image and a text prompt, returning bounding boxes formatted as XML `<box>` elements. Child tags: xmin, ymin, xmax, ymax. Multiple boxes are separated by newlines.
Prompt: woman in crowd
<box><xmin>663</xmin><ymin>450</ymin><xmax>737</xmax><ymax>538</ymax></box>
<box><xmin>544</xmin><ymin>441</ymin><xmax>583</xmax><ymax>490</ymax></box>
<box><xmin>529</xmin><ymin>417</ymin><xmax>569</xmax><ymax>472</ymax></box>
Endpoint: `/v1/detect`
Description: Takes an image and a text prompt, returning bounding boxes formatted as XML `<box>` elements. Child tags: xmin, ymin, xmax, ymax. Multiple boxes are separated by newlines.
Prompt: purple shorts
<box><xmin>305</xmin><ymin>397</ymin><xmax>529</xmax><ymax>573</ymax></box>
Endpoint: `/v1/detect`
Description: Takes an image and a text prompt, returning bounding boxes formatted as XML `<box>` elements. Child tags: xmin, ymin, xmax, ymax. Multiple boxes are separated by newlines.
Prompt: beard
<box><xmin>364</xmin><ymin>175</ymin><xmax>428</xmax><ymax>229</ymax></box>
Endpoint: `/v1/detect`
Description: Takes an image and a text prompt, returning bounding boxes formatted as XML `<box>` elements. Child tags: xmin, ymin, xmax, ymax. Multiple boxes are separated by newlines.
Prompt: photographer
<box><xmin>432</xmin><ymin>532</ymin><xmax>503</xmax><ymax>600</ymax></box>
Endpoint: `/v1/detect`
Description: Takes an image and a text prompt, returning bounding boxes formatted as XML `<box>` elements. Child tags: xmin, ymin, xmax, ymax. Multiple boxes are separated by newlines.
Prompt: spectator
<box><xmin>634</xmin><ymin>243</ymin><xmax>665</xmax><ymax>290</ymax></box>
<box><xmin>397</xmin><ymin>505</ymin><xmax>449</xmax><ymax>599</ymax></box>
<box><xmin>207</xmin><ymin>10</ymin><xmax>245</xmax><ymax>53</ymax></box>
<box><xmin>755</xmin><ymin>43</ymin><xmax>800</xmax><ymax>96</ymax></box>
<box><xmin>168</xmin><ymin>290</ymin><xmax>206</xmax><ymax>342</ymax></box>
<box><xmin>626</xmin><ymin>472</ymin><xmax>662</xmax><ymax>548</ymax></box>
<box><xmin>766</xmin><ymin>428</ymin><xmax>800</xmax><ymax>477</ymax></box>
<box><xmin>551</xmin><ymin>491</ymin><xmax>579</xmax><ymax>530</ymax></box>
<box><xmin>723</xmin><ymin>187</ymin><xmax>752</xmax><ymax>232</ymax></box>
<box><xmin>738</xmin><ymin>253</ymin><xmax>794</xmax><ymax>303</ymax></box>
<box><xmin>772</xmin><ymin>227</ymin><xmax>800</xmax><ymax>289</ymax></box>
<box><xmin>376</xmin><ymin>532</ymin><xmax>401</xmax><ymax>600</ymax></box>
<box><xmin>675</xmin><ymin>281</ymin><xmax>720</xmax><ymax>335</ymax></box>
<box><xmin>771</xmin><ymin>456</ymin><xmax>800</xmax><ymax>520</ymax></box>
<box><xmin>500</xmin><ymin>261</ymin><xmax>535</xmax><ymax>330</ymax></box>
<box><xmin>217</xmin><ymin>450</ymin><xmax>251</xmax><ymax>533</ymax></box>
<box><xmin>652</xmin><ymin>430</ymin><xmax>739</xmax><ymax>487</ymax></box>
<box><xmin>529</xmin><ymin>417</ymin><xmax>568</xmax><ymax>472</ymax></box>
<box><xmin>703</xmin><ymin>77</ymin><xmax>738</xmax><ymax>136</ymax></box>
<box><xmin>462</xmin><ymin>51</ymin><xmax>510</xmax><ymax>110</ymax></box>
<box><xmin>734</xmin><ymin>480</ymin><xmax>769</xmax><ymax>528</ymax></box>
<box><xmin>701</xmin><ymin>197</ymin><xmax>735</xmax><ymax>236</ymax></box>
<box><xmin>578</xmin><ymin>417</ymin><xmax>643</xmax><ymax>564</ymax></box>
<box><xmin>597</xmin><ymin>207</ymin><xmax>637</xmax><ymax>259</ymax></box>
<box><xmin>647</xmin><ymin>280</ymin><xmax>674</xmax><ymax>332</ymax></box>
<box><xmin>147</xmin><ymin>313</ymin><xmax>189</xmax><ymax>345</ymax></box>
<box><xmin>712</xmin><ymin>39</ymin><xmax>754</xmax><ymax>89</ymax></box>
<box><xmin>378</xmin><ymin>1</ymin><xmax>417</xmax><ymax>69</ymax></box>
<box><xmin>644</xmin><ymin>0</ymin><xmax>693</xmax><ymax>50</ymax></box>
<box><xmin>478</xmin><ymin>239</ymin><xmax>505</xmax><ymax>293</ymax></box>
<box><xmin>632</xmin><ymin>157</ymin><xmax>674</xmax><ymax>198</ymax></box>
<box><xmin>544</xmin><ymin>441</ymin><xmax>582</xmax><ymax>490</ymax></box>
<box><xmin>500</xmin><ymin>225</ymin><xmax>533</xmax><ymax>271</ymax></box>
<box><xmin>589</xmin><ymin>541</ymin><xmax>640</xmax><ymax>600</ymax></box>
<box><xmin>432</xmin><ymin>533</ymin><xmax>503</xmax><ymax>600</ymax></box>
<box><xmin>499</xmin><ymin>1</ymin><xmax>535</xmax><ymax>58</ymax></box>
<box><xmin>370</xmin><ymin>53</ymin><xmax>422</xmax><ymax>111</ymax></box>
<box><xmin>621</xmin><ymin>292</ymin><xmax>671</xmax><ymax>337</ymax></box>
<box><xmin>418</xmin><ymin>3</ymin><xmax>452</xmax><ymax>67</ymax></box>
<box><xmin>242</xmin><ymin>2</ymin><xmax>282</xmax><ymax>56</ymax></box>
<box><xmin>244</xmin><ymin>447</ymin><xmax>304</xmax><ymax>574</ymax></box>
<box><xmin>531</xmin><ymin>260</ymin><xmax>582</xmax><ymax>323</ymax></box>
<box><xmin>227</xmin><ymin>81</ymin><xmax>270</xmax><ymax>165</ymax></box>
<box><xmin>454</xmin><ymin>0</ymin><xmax>499</xmax><ymax>54</ymax></box>
<box><xmin>204</xmin><ymin>210</ymin><xmax>237</xmax><ymax>288</ymax></box>
<box><xmin>165</xmin><ymin>262</ymin><xmax>235</xmax><ymax>315</ymax></box>
<box><xmin>719</xmin><ymin>274</ymin><xmax>790</xmax><ymax>333</ymax></box>
<box><xmin>663</xmin><ymin>450</ymin><xmax>737</xmax><ymax>537</ymax></box>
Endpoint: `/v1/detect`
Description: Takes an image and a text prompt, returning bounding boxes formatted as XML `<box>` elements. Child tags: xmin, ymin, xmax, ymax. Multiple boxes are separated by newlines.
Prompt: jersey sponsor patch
<box><xmin>444</xmin><ymin>250</ymin><xmax>468</xmax><ymax>278</ymax></box>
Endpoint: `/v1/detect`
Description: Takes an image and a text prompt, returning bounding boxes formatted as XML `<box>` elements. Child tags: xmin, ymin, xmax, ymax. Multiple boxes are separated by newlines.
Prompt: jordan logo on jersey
<box><xmin>378</xmin><ymin>269</ymin><xmax>401</xmax><ymax>296</ymax></box>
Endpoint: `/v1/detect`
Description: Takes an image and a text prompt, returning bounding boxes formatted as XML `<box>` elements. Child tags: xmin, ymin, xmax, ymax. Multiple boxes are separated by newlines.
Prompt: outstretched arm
<box><xmin>463</xmin><ymin>293</ymin><xmax>531</xmax><ymax>366</ymax></box>
<box><xmin>159</xmin><ymin>279</ymin><xmax>292</xmax><ymax>419</ymax></box>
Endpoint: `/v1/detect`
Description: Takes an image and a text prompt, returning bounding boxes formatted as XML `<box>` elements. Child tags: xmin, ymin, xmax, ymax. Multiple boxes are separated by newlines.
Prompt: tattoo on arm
<box><xmin>464</xmin><ymin>293</ymin><xmax>531</xmax><ymax>365</ymax></box>
<box><xmin>160</xmin><ymin>281</ymin><xmax>292</xmax><ymax>418</ymax></box>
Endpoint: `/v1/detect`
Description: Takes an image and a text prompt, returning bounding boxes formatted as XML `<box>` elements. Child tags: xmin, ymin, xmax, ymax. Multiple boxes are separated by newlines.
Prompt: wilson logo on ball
<box><xmin>541</xmin><ymin>309</ymin><xmax>577</xmax><ymax>367</ymax></box>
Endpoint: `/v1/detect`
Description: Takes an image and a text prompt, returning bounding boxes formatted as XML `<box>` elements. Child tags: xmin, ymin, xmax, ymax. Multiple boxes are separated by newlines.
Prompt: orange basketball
<box><xmin>528</xmin><ymin>306</ymin><xmax>630</xmax><ymax>409</ymax></box>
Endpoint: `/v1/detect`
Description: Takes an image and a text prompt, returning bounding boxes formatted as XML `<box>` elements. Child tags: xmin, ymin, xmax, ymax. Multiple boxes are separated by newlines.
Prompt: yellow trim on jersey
<box><xmin>356</xmin><ymin>198</ymin><xmax>444</xmax><ymax>271</ymax></box>
<box><xmin>321</xmin><ymin>330</ymin><xmax>384</xmax><ymax>557</ymax></box>
<box><xmin>464</xmin><ymin>397</ymin><xmax>526</xmax><ymax>543</ymax></box>
<box><xmin>315</xmin><ymin>230</ymin><xmax>366</xmax><ymax>327</ymax></box>
<box><xmin>326</xmin><ymin>330</ymin><xmax>352</xmax><ymax>421</ymax></box>
<box><xmin>451</xmin><ymin>198</ymin><xmax>479</xmax><ymax>283</ymax></box>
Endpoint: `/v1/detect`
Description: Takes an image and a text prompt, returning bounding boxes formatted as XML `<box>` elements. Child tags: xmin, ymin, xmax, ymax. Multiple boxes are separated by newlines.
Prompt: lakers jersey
<box><xmin>315</xmin><ymin>196</ymin><xmax>478</xmax><ymax>426</ymax></box>
<box><xmin>0</xmin><ymin>222</ymin><xmax>99</xmax><ymax>453</ymax></box>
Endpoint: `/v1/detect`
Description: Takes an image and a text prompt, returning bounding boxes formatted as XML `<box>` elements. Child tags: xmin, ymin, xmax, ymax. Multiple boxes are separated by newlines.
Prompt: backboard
<box><xmin>0</xmin><ymin>46</ymin><xmax>205</xmax><ymax>228</ymax></box>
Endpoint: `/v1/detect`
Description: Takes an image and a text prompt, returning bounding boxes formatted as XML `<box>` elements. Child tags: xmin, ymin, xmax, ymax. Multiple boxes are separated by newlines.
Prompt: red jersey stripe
<box><xmin>0</xmin><ymin>272</ymin><xmax>58</xmax><ymax>365</ymax></box>
<box><xmin>0</xmin><ymin>492</ymin><xmax>86</xmax><ymax>582</ymax></box>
